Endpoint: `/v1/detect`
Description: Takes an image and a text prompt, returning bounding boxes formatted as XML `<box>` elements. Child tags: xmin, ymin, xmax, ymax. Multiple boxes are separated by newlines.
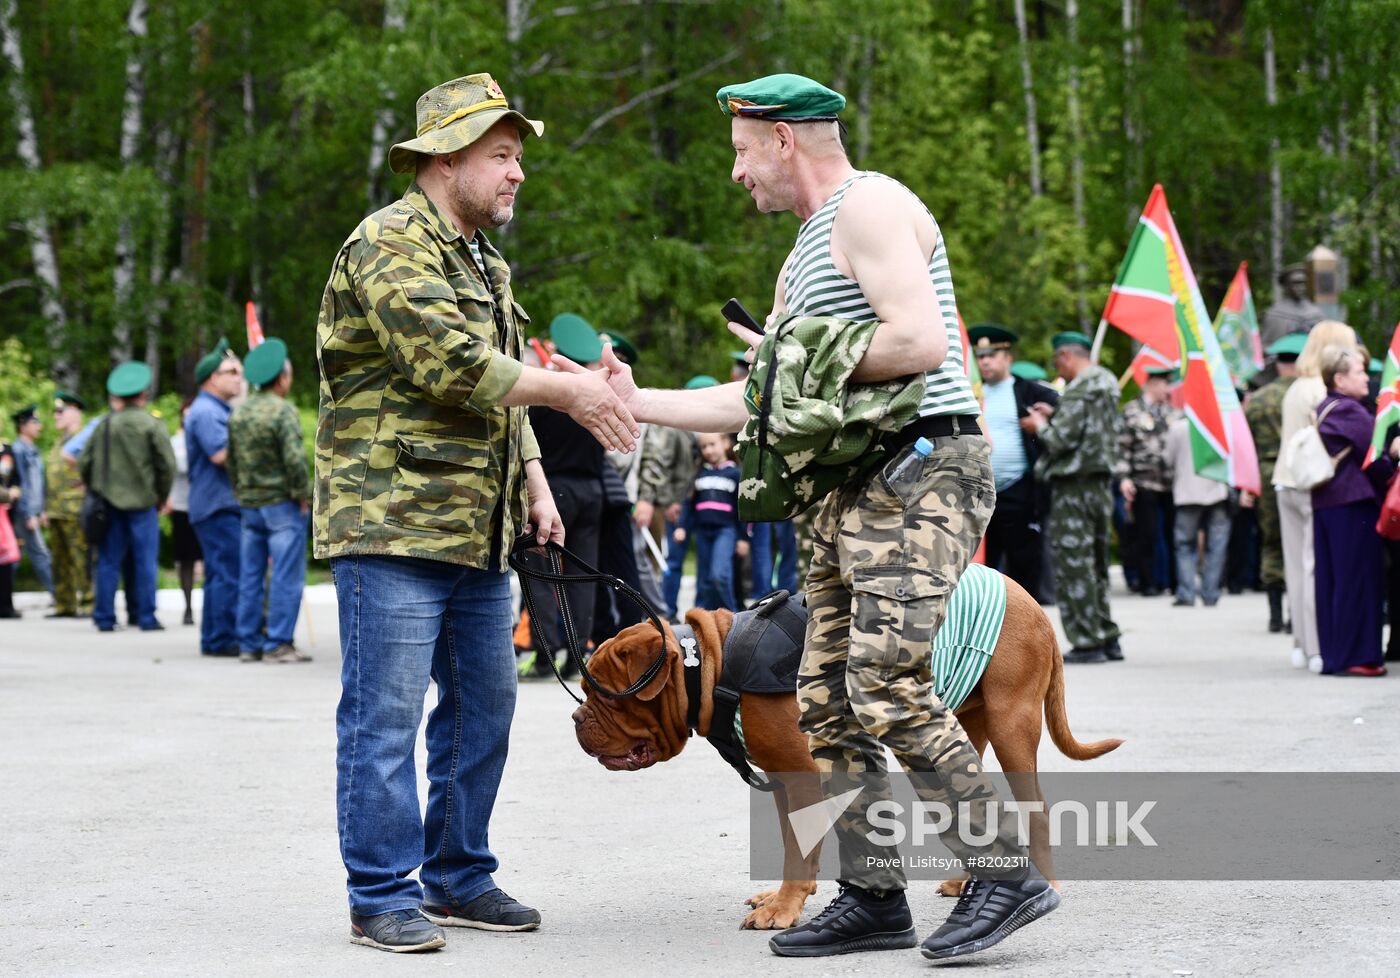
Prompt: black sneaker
<box><xmin>349</xmin><ymin>908</ymin><xmax>446</xmax><ymax>952</ymax></box>
<box><xmin>768</xmin><ymin>883</ymin><xmax>917</xmax><ymax>957</ymax></box>
<box><xmin>920</xmin><ymin>870</ymin><xmax>1060</xmax><ymax>961</ymax></box>
<box><xmin>1102</xmin><ymin>639</ymin><xmax>1124</xmax><ymax>661</ymax></box>
<box><xmin>1062</xmin><ymin>647</ymin><xmax>1107</xmax><ymax>664</ymax></box>
<box><xmin>422</xmin><ymin>888</ymin><xmax>541</xmax><ymax>932</ymax></box>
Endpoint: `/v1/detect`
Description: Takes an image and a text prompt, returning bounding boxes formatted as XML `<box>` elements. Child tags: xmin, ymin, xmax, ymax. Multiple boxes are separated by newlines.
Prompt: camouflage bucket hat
<box><xmin>388</xmin><ymin>73</ymin><xmax>544</xmax><ymax>174</ymax></box>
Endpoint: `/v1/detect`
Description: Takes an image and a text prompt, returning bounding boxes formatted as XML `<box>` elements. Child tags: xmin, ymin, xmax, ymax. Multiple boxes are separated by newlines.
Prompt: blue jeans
<box><xmin>1174</xmin><ymin>503</ymin><xmax>1231</xmax><ymax>604</ymax></box>
<box><xmin>93</xmin><ymin>508</ymin><xmax>158</xmax><ymax>629</ymax></box>
<box><xmin>332</xmin><ymin>555</ymin><xmax>517</xmax><ymax>915</ymax></box>
<box><xmin>660</xmin><ymin>518</ymin><xmax>689</xmax><ymax>618</ymax></box>
<box><xmin>749</xmin><ymin>519</ymin><xmax>798</xmax><ymax>598</ymax></box>
<box><xmin>236</xmin><ymin>501</ymin><xmax>307</xmax><ymax>651</ymax></box>
<box><xmin>693</xmin><ymin>523</ymin><xmax>738</xmax><ymax>611</ymax></box>
<box><xmin>15</xmin><ymin>517</ymin><xmax>54</xmax><ymax>595</ymax></box>
<box><xmin>193</xmin><ymin>510</ymin><xmax>241</xmax><ymax>652</ymax></box>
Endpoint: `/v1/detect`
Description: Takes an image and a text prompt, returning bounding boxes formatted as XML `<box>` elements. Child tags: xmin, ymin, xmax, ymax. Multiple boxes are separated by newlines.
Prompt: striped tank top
<box><xmin>783</xmin><ymin>172</ymin><xmax>980</xmax><ymax>418</ymax></box>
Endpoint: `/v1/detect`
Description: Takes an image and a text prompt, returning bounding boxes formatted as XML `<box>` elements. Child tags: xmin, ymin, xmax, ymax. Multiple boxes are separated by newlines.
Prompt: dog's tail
<box><xmin>1044</xmin><ymin>641</ymin><xmax>1124</xmax><ymax>761</ymax></box>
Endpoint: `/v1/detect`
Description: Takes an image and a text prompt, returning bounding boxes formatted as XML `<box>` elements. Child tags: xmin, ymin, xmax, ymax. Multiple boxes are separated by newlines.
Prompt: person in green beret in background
<box><xmin>79</xmin><ymin>362</ymin><xmax>176</xmax><ymax>633</ymax></box>
<box><xmin>1025</xmin><ymin>332</ymin><xmax>1124</xmax><ymax>662</ymax></box>
<box><xmin>1243</xmin><ymin>332</ymin><xmax>1305</xmax><ymax>635</ymax></box>
<box><xmin>185</xmin><ymin>338</ymin><xmax>245</xmax><ymax>656</ymax></box>
<box><xmin>9</xmin><ymin>403</ymin><xmax>55</xmax><ymax>603</ymax></box>
<box><xmin>45</xmin><ymin>391</ymin><xmax>91</xmax><ymax>617</ymax></box>
<box><xmin>227</xmin><ymin>339</ymin><xmax>311</xmax><ymax>664</ymax></box>
<box><xmin>575</xmin><ymin>72</ymin><xmax>1057</xmax><ymax>962</ymax></box>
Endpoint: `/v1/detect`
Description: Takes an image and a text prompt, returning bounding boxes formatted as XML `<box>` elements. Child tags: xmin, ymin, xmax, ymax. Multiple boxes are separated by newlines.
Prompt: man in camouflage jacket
<box><xmin>316</xmin><ymin>73</ymin><xmax>637</xmax><ymax>954</ymax></box>
<box><xmin>1243</xmin><ymin>333</ymin><xmax>1302</xmax><ymax>632</ymax></box>
<box><xmin>1113</xmin><ymin>367</ymin><xmax>1178</xmax><ymax>595</ymax></box>
<box><xmin>1028</xmin><ymin>332</ymin><xmax>1124</xmax><ymax>662</ymax></box>
<box><xmin>227</xmin><ymin>338</ymin><xmax>311</xmax><ymax>663</ymax></box>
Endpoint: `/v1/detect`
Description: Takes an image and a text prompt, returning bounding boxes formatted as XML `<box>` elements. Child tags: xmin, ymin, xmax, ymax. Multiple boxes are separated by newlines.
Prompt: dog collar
<box><xmin>675</xmin><ymin>623</ymin><xmax>703</xmax><ymax>732</ymax></box>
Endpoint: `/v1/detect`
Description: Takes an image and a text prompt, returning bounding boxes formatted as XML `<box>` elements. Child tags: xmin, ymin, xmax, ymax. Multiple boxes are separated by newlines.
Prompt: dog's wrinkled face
<box><xmin>571</xmin><ymin>621</ymin><xmax>685</xmax><ymax>772</ymax></box>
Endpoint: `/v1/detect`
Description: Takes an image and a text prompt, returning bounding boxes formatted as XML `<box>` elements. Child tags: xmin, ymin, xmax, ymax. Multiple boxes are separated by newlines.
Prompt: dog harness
<box><xmin>680</xmin><ymin>565</ymin><xmax>1008</xmax><ymax>788</ymax></box>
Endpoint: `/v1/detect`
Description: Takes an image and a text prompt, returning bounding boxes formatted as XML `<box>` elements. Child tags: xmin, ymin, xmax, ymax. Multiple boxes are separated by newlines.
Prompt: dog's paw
<box><xmin>938</xmin><ymin>876</ymin><xmax>969</xmax><ymax>897</ymax></box>
<box><xmin>741</xmin><ymin>901</ymin><xmax>802</xmax><ymax>930</ymax></box>
<box><xmin>744</xmin><ymin>888</ymin><xmax>780</xmax><ymax>909</ymax></box>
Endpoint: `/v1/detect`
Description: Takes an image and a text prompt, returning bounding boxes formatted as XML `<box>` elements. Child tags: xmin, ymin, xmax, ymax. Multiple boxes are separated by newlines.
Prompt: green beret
<box><xmin>1009</xmin><ymin>361</ymin><xmax>1048</xmax><ymax>382</ymax></box>
<box><xmin>244</xmin><ymin>338</ymin><xmax>290</xmax><ymax>388</ymax></box>
<box><xmin>54</xmin><ymin>390</ymin><xmax>86</xmax><ymax>411</ymax></box>
<box><xmin>1370</xmin><ymin>358</ymin><xmax>1384</xmax><ymax>375</ymax></box>
<box><xmin>597</xmin><ymin>329</ymin><xmax>639</xmax><ymax>366</ymax></box>
<box><xmin>1144</xmin><ymin>366</ymin><xmax>1177</xmax><ymax>380</ymax></box>
<box><xmin>684</xmin><ymin>375</ymin><xmax>719</xmax><ymax>390</ymax></box>
<box><xmin>194</xmin><ymin>337</ymin><xmax>232</xmax><ymax>384</ymax></box>
<box><xmin>549</xmin><ymin>312</ymin><xmax>604</xmax><ymax>364</ymax></box>
<box><xmin>1051</xmin><ymin>331</ymin><xmax>1093</xmax><ymax>352</ymax></box>
<box><xmin>1265</xmin><ymin>333</ymin><xmax>1307</xmax><ymax>359</ymax></box>
<box><xmin>11</xmin><ymin>403</ymin><xmax>38</xmax><ymax>425</ymax></box>
<box><xmin>729</xmin><ymin>350</ymin><xmax>751</xmax><ymax>364</ymax></box>
<box><xmin>968</xmin><ymin>323</ymin><xmax>1019</xmax><ymax>352</ymax></box>
<box><xmin>716</xmin><ymin>73</ymin><xmax>845</xmax><ymax>121</ymax></box>
<box><xmin>107</xmin><ymin>361</ymin><xmax>152</xmax><ymax>398</ymax></box>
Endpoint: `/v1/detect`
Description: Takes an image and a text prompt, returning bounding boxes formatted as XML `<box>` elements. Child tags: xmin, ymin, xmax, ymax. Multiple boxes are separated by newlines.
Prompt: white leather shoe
<box><xmin>1308</xmin><ymin>655</ymin><xmax>1324</xmax><ymax>674</ymax></box>
<box><xmin>1291</xmin><ymin>647</ymin><xmax>1307</xmax><ymax>669</ymax></box>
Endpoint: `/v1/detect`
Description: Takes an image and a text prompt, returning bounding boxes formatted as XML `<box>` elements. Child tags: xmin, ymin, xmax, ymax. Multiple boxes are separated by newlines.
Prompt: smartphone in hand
<box><xmin>722</xmin><ymin>297</ymin><xmax>763</xmax><ymax>334</ymax></box>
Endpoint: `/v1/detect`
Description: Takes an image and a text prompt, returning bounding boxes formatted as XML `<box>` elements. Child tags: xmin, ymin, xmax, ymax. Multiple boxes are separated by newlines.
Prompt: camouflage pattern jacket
<box><xmin>736</xmin><ymin>313</ymin><xmax>924</xmax><ymax>521</ymax></box>
<box><xmin>1113</xmin><ymin>395</ymin><xmax>1177</xmax><ymax>491</ymax></box>
<box><xmin>1244</xmin><ymin>376</ymin><xmax>1294</xmax><ymax>483</ymax></box>
<box><xmin>227</xmin><ymin>392</ymin><xmax>309</xmax><ymax>509</ymax></box>
<box><xmin>46</xmin><ymin>439</ymin><xmax>85</xmax><ymax>520</ymax></box>
<box><xmin>1034</xmin><ymin>365</ymin><xmax>1121</xmax><ymax>481</ymax></box>
<box><xmin>315</xmin><ymin>183</ymin><xmax>540</xmax><ymax>571</ymax></box>
<box><xmin>636</xmin><ymin>425</ymin><xmax>697</xmax><ymax>509</ymax></box>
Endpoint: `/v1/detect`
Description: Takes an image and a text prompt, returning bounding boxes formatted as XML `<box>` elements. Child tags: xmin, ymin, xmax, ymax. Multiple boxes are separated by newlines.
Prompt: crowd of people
<box><xmin>0</xmin><ymin>338</ymin><xmax>312</xmax><ymax>664</ymax></box>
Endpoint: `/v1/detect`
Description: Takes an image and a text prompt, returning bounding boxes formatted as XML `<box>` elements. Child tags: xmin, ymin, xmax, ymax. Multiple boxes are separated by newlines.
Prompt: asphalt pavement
<box><xmin>1</xmin><ymin>574</ymin><xmax>1397</xmax><ymax>978</ymax></box>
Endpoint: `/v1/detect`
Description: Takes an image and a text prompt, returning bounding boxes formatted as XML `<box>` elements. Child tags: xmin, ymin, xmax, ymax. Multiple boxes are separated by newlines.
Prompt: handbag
<box><xmin>0</xmin><ymin>504</ymin><xmax>18</xmax><ymax>565</ymax></box>
<box><xmin>1286</xmin><ymin>400</ymin><xmax>1349</xmax><ymax>491</ymax></box>
<box><xmin>80</xmin><ymin>418</ymin><xmax>113</xmax><ymax>545</ymax></box>
<box><xmin>1377</xmin><ymin>474</ymin><xmax>1400</xmax><ymax>541</ymax></box>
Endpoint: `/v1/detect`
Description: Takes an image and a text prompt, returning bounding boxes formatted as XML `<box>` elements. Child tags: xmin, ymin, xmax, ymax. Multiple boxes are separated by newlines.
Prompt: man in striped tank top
<box><xmin>555</xmin><ymin>73</ymin><xmax>1058</xmax><ymax>962</ymax></box>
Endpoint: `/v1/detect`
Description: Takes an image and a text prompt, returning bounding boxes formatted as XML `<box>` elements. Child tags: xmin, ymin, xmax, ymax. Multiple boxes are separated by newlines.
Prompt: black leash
<box><xmin>508</xmin><ymin>534</ymin><xmax>670</xmax><ymax>705</ymax></box>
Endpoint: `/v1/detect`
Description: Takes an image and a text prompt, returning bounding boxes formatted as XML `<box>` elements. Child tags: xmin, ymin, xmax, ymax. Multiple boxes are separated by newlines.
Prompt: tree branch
<box><xmin>567</xmin><ymin>42</ymin><xmax>757</xmax><ymax>153</ymax></box>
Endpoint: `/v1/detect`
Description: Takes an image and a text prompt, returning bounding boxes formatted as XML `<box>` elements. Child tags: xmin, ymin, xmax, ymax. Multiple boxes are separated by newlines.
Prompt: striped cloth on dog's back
<box><xmin>932</xmin><ymin>564</ymin><xmax>1006</xmax><ymax>711</ymax></box>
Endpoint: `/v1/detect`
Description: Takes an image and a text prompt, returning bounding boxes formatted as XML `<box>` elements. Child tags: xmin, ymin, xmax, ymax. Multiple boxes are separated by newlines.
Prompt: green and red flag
<box><xmin>245</xmin><ymin>301</ymin><xmax>265</xmax><ymax>350</ymax></box>
<box><xmin>1213</xmin><ymin>262</ymin><xmax>1264</xmax><ymax>386</ymax></box>
<box><xmin>1365</xmin><ymin>320</ymin><xmax>1400</xmax><ymax>467</ymax></box>
<box><xmin>1098</xmin><ymin>184</ymin><xmax>1261</xmax><ymax>494</ymax></box>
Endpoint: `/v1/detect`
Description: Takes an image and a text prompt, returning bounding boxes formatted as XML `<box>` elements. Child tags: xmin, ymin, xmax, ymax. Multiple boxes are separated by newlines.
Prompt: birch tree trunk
<box><xmin>1122</xmin><ymin>0</ymin><xmax>1140</xmax><ymax>224</ymax></box>
<box><xmin>1014</xmin><ymin>0</ymin><xmax>1041</xmax><ymax>196</ymax></box>
<box><xmin>854</xmin><ymin>33</ymin><xmax>874</xmax><ymax>166</ymax></box>
<box><xmin>145</xmin><ymin>123</ymin><xmax>176</xmax><ymax>388</ymax></box>
<box><xmin>0</xmin><ymin>0</ymin><xmax>73</xmax><ymax>385</ymax></box>
<box><xmin>242</xmin><ymin>20</ymin><xmax>263</xmax><ymax>317</ymax></box>
<box><xmin>365</xmin><ymin>0</ymin><xmax>405</xmax><ymax>211</ymax></box>
<box><xmin>1066</xmin><ymin>0</ymin><xmax>1089</xmax><ymax>328</ymax></box>
<box><xmin>112</xmin><ymin>0</ymin><xmax>148</xmax><ymax>361</ymax></box>
<box><xmin>1264</xmin><ymin>25</ymin><xmax>1283</xmax><ymax>297</ymax></box>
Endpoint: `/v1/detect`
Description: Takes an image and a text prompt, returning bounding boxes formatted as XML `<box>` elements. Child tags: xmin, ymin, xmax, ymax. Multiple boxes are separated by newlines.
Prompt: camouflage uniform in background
<box><xmin>637</xmin><ymin>424</ymin><xmax>697</xmax><ymax>619</ymax></box>
<box><xmin>45</xmin><ymin>441</ymin><xmax>89</xmax><ymax>615</ymax></box>
<box><xmin>228</xmin><ymin>388</ymin><xmax>310</xmax><ymax>656</ymax></box>
<box><xmin>1035</xmin><ymin>365</ymin><xmax>1122</xmax><ymax>652</ymax></box>
<box><xmin>1244</xmin><ymin>375</ymin><xmax>1295</xmax><ymax>590</ymax></box>
<box><xmin>1113</xmin><ymin>395</ymin><xmax>1177</xmax><ymax>593</ymax></box>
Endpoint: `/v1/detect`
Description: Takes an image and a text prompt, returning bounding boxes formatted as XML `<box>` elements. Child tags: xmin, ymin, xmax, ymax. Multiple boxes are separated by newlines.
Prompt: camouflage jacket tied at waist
<box><xmin>1034</xmin><ymin>365</ymin><xmax>1121</xmax><ymax>481</ymax></box>
<box><xmin>314</xmin><ymin>183</ymin><xmax>540</xmax><ymax>572</ymax></box>
<box><xmin>1113</xmin><ymin>395</ymin><xmax>1177</xmax><ymax>490</ymax></box>
<box><xmin>736</xmin><ymin>313</ymin><xmax>924</xmax><ymax>521</ymax></box>
<box><xmin>228</xmin><ymin>392</ymin><xmax>309</xmax><ymax>509</ymax></box>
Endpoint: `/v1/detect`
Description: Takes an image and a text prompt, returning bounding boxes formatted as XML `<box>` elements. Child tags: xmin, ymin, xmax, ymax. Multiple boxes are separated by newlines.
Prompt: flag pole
<box><xmin>1089</xmin><ymin>316</ymin><xmax>1109</xmax><ymax>364</ymax></box>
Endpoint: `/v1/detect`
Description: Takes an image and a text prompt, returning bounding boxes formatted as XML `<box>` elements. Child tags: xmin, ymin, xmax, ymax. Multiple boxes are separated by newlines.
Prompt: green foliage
<box><xmin>0</xmin><ymin>337</ymin><xmax>55</xmax><ymax>446</ymax></box>
<box><xmin>1</xmin><ymin>0</ymin><xmax>1398</xmax><ymax>399</ymax></box>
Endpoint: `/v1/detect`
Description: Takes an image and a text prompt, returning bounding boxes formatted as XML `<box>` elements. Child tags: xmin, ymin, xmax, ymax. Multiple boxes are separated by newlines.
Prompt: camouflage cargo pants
<box><xmin>1050</xmin><ymin>475</ymin><xmax>1120</xmax><ymax>650</ymax></box>
<box><xmin>798</xmin><ymin>434</ymin><xmax>1028</xmax><ymax>890</ymax></box>
<box><xmin>1256</xmin><ymin>473</ymin><xmax>1284</xmax><ymax>589</ymax></box>
<box><xmin>49</xmin><ymin>517</ymin><xmax>90</xmax><ymax>615</ymax></box>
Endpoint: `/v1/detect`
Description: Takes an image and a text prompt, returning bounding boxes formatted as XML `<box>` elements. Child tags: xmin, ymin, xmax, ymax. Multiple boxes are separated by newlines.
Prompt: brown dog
<box><xmin>571</xmin><ymin>574</ymin><xmax>1122</xmax><ymax>930</ymax></box>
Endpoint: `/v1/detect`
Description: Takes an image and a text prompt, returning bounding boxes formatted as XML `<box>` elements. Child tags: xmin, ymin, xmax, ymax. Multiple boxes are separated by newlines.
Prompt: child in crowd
<box><xmin>674</xmin><ymin>432</ymin><xmax>743</xmax><ymax>611</ymax></box>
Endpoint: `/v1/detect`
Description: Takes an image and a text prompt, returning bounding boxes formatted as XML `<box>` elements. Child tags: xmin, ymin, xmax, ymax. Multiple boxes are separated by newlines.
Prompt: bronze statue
<box><xmin>1260</xmin><ymin>263</ymin><xmax>1324</xmax><ymax>349</ymax></box>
